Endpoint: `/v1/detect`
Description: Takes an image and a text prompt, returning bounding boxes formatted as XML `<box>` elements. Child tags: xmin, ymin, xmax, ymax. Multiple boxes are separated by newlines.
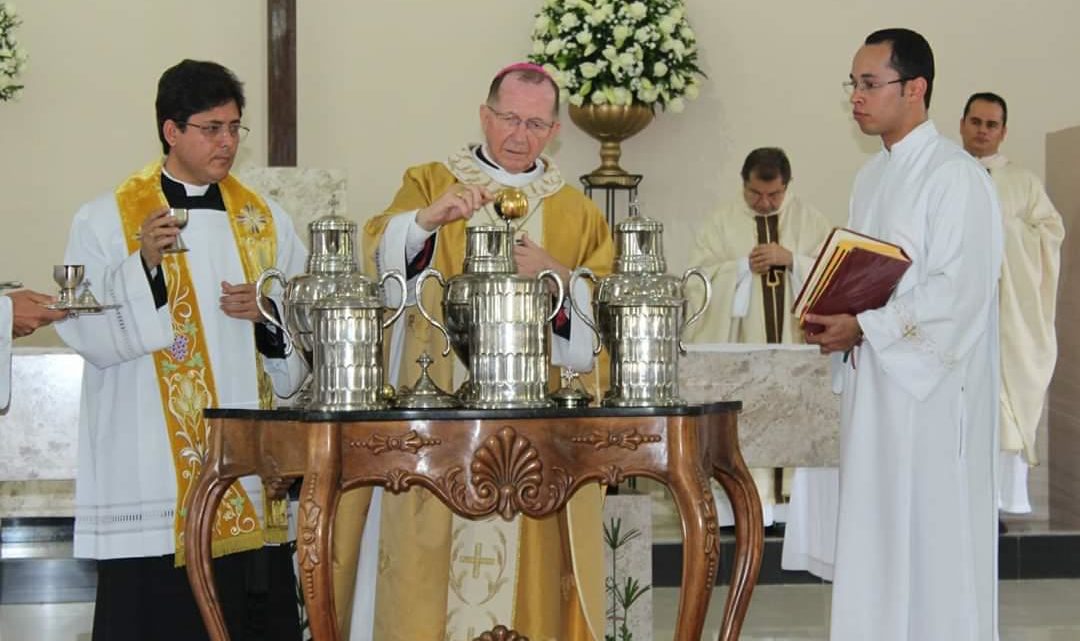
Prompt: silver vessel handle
<box><xmin>568</xmin><ymin>268</ymin><xmax>602</xmax><ymax>356</ymax></box>
<box><xmin>380</xmin><ymin>270</ymin><xmax>408</xmax><ymax>329</ymax></box>
<box><xmin>255</xmin><ymin>268</ymin><xmax>294</xmax><ymax>356</ymax></box>
<box><xmin>538</xmin><ymin>269</ymin><xmax>565</xmax><ymax>325</ymax></box>
<box><xmin>415</xmin><ymin>268</ymin><xmax>451</xmax><ymax>357</ymax></box>
<box><xmin>679</xmin><ymin>267</ymin><xmax>712</xmax><ymax>354</ymax></box>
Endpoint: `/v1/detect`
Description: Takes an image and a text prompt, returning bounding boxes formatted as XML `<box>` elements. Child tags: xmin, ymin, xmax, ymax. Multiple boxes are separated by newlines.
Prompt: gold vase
<box><xmin>569</xmin><ymin>103</ymin><xmax>654</xmax><ymax>183</ymax></box>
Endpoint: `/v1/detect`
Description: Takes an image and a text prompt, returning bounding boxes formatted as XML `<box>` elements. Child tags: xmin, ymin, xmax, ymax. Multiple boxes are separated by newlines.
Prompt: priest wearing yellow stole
<box><xmin>335</xmin><ymin>64</ymin><xmax>613</xmax><ymax>641</ymax></box>
<box><xmin>56</xmin><ymin>60</ymin><xmax>307</xmax><ymax>641</ymax></box>
<box><xmin>0</xmin><ymin>289</ymin><xmax>66</xmax><ymax>412</ymax></box>
<box><xmin>959</xmin><ymin>92</ymin><xmax>1064</xmax><ymax>515</ymax></box>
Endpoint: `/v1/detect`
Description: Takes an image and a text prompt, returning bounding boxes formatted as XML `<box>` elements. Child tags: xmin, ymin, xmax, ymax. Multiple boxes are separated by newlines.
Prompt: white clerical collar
<box><xmin>884</xmin><ymin>119</ymin><xmax>937</xmax><ymax>157</ymax></box>
<box><xmin>472</xmin><ymin>144</ymin><xmax>546</xmax><ymax>188</ymax></box>
<box><xmin>977</xmin><ymin>153</ymin><xmax>1008</xmax><ymax>170</ymax></box>
<box><xmin>162</xmin><ymin>165</ymin><xmax>212</xmax><ymax>197</ymax></box>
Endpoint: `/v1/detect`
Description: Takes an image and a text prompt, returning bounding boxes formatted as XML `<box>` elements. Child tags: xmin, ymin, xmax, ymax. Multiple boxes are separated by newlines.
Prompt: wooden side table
<box><xmin>185</xmin><ymin>402</ymin><xmax>762</xmax><ymax>641</ymax></box>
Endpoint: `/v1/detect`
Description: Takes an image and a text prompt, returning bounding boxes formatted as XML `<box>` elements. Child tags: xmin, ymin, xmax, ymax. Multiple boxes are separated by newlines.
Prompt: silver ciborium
<box><xmin>570</xmin><ymin>202</ymin><xmax>711</xmax><ymax>407</ymax></box>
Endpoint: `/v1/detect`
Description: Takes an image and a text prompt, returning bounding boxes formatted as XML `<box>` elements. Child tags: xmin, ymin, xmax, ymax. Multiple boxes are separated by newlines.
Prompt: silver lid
<box><xmin>394</xmin><ymin>353</ymin><xmax>461</xmax><ymax>409</ymax></box>
<box><xmin>613</xmin><ymin>200</ymin><xmax>666</xmax><ymax>274</ymax></box>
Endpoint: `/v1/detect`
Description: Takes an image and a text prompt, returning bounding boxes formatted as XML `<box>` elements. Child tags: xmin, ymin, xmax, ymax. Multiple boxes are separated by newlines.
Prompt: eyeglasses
<box><xmin>181</xmin><ymin>121</ymin><xmax>250</xmax><ymax>142</ymax></box>
<box><xmin>485</xmin><ymin>106</ymin><xmax>556</xmax><ymax>134</ymax></box>
<box><xmin>842</xmin><ymin>77</ymin><xmax>913</xmax><ymax>96</ymax></box>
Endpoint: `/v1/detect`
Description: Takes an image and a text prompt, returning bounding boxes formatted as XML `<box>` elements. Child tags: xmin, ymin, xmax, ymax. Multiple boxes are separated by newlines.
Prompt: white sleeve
<box><xmin>376</xmin><ymin>210</ymin><xmax>434</xmax><ymax>308</ymax></box>
<box><xmin>0</xmin><ymin>296</ymin><xmax>11</xmax><ymax>412</ymax></box>
<box><xmin>731</xmin><ymin>256</ymin><xmax>753</xmax><ymax>318</ymax></box>
<box><xmin>857</xmin><ymin>161</ymin><xmax>1003</xmax><ymax>400</ymax></box>
<box><xmin>54</xmin><ymin>199</ymin><xmax>174</xmax><ymax>370</ymax></box>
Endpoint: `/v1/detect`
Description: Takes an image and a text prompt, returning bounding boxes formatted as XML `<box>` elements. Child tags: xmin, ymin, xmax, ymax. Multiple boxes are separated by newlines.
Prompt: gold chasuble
<box><xmin>115</xmin><ymin>161</ymin><xmax>286</xmax><ymax>565</ymax></box>
<box><xmin>335</xmin><ymin>150</ymin><xmax>612</xmax><ymax>641</ymax></box>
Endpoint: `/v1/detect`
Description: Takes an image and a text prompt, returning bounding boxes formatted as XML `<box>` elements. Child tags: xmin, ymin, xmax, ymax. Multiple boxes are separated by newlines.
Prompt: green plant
<box><xmin>603</xmin><ymin>516</ymin><xmax>651</xmax><ymax>641</ymax></box>
<box><xmin>0</xmin><ymin>2</ymin><xmax>27</xmax><ymax>102</ymax></box>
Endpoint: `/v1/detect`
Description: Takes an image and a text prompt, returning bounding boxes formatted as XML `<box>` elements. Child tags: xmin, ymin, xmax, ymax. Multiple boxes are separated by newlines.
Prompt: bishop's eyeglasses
<box><xmin>484</xmin><ymin>106</ymin><xmax>556</xmax><ymax>135</ymax></box>
<box><xmin>182</xmin><ymin>121</ymin><xmax>251</xmax><ymax>142</ymax></box>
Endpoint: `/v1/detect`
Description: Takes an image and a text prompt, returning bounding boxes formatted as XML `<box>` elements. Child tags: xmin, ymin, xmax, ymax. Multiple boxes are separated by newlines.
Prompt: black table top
<box><xmin>204</xmin><ymin>401</ymin><xmax>741</xmax><ymax>423</ymax></box>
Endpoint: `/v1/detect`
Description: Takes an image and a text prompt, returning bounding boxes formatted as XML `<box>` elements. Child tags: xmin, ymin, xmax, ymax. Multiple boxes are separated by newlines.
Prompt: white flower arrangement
<box><xmin>529</xmin><ymin>0</ymin><xmax>704</xmax><ymax>113</ymax></box>
<box><xmin>0</xmin><ymin>2</ymin><xmax>27</xmax><ymax>102</ymax></box>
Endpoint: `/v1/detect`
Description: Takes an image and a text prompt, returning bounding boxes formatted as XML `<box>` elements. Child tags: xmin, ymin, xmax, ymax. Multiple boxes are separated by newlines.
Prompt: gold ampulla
<box><xmin>493</xmin><ymin>187</ymin><xmax>529</xmax><ymax>220</ymax></box>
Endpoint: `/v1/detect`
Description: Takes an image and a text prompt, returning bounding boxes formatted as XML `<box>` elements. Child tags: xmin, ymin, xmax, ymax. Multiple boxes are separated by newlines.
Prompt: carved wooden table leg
<box><xmin>184</xmin><ymin>437</ymin><xmax>237</xmax><ymax>641</ymax></box>
<box><xmin>297</xmin><ymin>422</ymin><xmax>341</xmax><ymax>641</ymax></box>
<box><xmin>707</xmin><ymin>413</ymin><xmax>764</xmax><ymax>641</ymax></box>
<box><xmin>666</xmin><ymin>420</ymin><xmax>720</xmax><ymax>641</ymax></box>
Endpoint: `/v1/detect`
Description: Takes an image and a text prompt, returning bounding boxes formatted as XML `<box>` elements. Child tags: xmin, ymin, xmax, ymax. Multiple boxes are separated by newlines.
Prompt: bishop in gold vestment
<box><xmin>335</xmin><ymin>64</ymin><xmax>613</xmax><ymax>641</ymax></box>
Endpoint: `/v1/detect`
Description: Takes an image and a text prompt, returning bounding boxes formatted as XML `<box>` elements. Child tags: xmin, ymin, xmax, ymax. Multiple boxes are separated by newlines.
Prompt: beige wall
<box><xmin>4</xmin><ymin>0</ymin><xmax>1080</xmax><ymax>347</ymax></box>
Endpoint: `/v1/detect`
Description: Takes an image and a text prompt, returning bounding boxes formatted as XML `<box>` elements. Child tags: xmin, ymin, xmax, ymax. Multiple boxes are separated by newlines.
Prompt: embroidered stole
<box><xmin>115</xmin><ymin>161</ymin><xmax>285</xmax><ymax>566</ymax></box>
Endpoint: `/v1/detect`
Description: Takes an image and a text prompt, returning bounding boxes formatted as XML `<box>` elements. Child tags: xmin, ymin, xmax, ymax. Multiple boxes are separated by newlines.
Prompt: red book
<box><xmin>793</xmin><ymin>228</ymin><xmax>912</xmax><ymax>334</ymax></box>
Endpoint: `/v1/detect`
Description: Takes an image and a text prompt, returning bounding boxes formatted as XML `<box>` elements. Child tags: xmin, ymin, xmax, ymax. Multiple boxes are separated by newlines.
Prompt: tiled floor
<box><xmin>3</xmin><ymin>580</ymin><xmax>1080</xmax><ymax>640</ymax></box>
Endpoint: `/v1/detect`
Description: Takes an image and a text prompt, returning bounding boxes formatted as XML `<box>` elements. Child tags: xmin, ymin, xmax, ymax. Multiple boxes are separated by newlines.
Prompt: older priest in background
<box><xmin>806</xmin><ymin>29</ymin><xmax>1001</xmax><ymax>640</ymax></box>
<box><xmin>0</xmin><ymin>289</ymin><xmax>66</xmax><ymax>412</ymax></box>
<box><xmin>331</xmin><ymin>63</ymin><xmax>613</xmax><ymax>641</ymax></box>
<box><xmin>57</xmin><ymin>60</ymin><xmax>308</xmax><ymax>641</ymax></box>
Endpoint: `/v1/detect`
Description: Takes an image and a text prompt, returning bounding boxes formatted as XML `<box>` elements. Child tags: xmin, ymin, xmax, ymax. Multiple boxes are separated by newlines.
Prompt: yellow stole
<box><xmin>115</xmin><ymin>161</ymin><xmax>286</xmax><ymax>566</ymax></box>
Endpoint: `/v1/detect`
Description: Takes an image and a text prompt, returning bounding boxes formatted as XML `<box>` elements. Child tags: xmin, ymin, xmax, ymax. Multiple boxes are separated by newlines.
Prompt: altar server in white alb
<box><xmin>56</xmin><ymin>60</ymin><xmax>307</xmax><ymax>641</ymax></box>
<box><xmin>959</xmin><ymin>91</ymin><xmax>1064</xmax><ymax>516</ymax></box>
<box><xmin>0</xmin><ymin>289</ymin><xmax>66</xmax><ymax>411</ymax></box>
<box><xmin>805</xmin><ymin>29</ymin><xmax>1001</xmax><ymax>641</ymax></box>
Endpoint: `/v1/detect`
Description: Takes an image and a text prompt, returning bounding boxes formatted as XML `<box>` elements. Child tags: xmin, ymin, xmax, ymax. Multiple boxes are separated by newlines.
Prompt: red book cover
<box><xmin>802</xmin><ymin>247</ymin><xmax>911</xmax><ymax>334</ymax></box>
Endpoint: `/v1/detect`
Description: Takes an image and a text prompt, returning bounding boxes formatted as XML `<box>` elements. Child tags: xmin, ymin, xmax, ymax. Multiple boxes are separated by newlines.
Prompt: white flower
<box><xmin>612</xmin><ymin>24</ymin><xmax>631</xmax><ymax>45</ymax></box>
<box><xmin>528</xmin><ymin>0</ymin><xmax>702</xmax><ymax>112</ymax></box>
<box><xmin>545</xmin><ymin>38</ymin><xmax>565</xmax><ymax>55</ymax></box>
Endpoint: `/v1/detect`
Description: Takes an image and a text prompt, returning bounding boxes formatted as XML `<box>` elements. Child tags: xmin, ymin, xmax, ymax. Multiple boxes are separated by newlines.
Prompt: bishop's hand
<box><xmin>416</xmin><ymin>184</ymin><xmax>493</xmax><ymax>232</ymax></box>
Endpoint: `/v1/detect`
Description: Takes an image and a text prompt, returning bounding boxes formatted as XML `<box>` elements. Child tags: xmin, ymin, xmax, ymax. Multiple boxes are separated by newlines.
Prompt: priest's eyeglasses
<box><xmin>842</xmin><ymin>77</ymin><xmax>913</xmax><ymax>96</ymax></box>
<box><xmin>182</xmin><ymin>121</ymin><xmax>251</xmax><ymax>142</ymax></box>
<box><xmin>485</xmin><ymin>106</ymin><xmax>555</xmax><ymax>134</ymax></box>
